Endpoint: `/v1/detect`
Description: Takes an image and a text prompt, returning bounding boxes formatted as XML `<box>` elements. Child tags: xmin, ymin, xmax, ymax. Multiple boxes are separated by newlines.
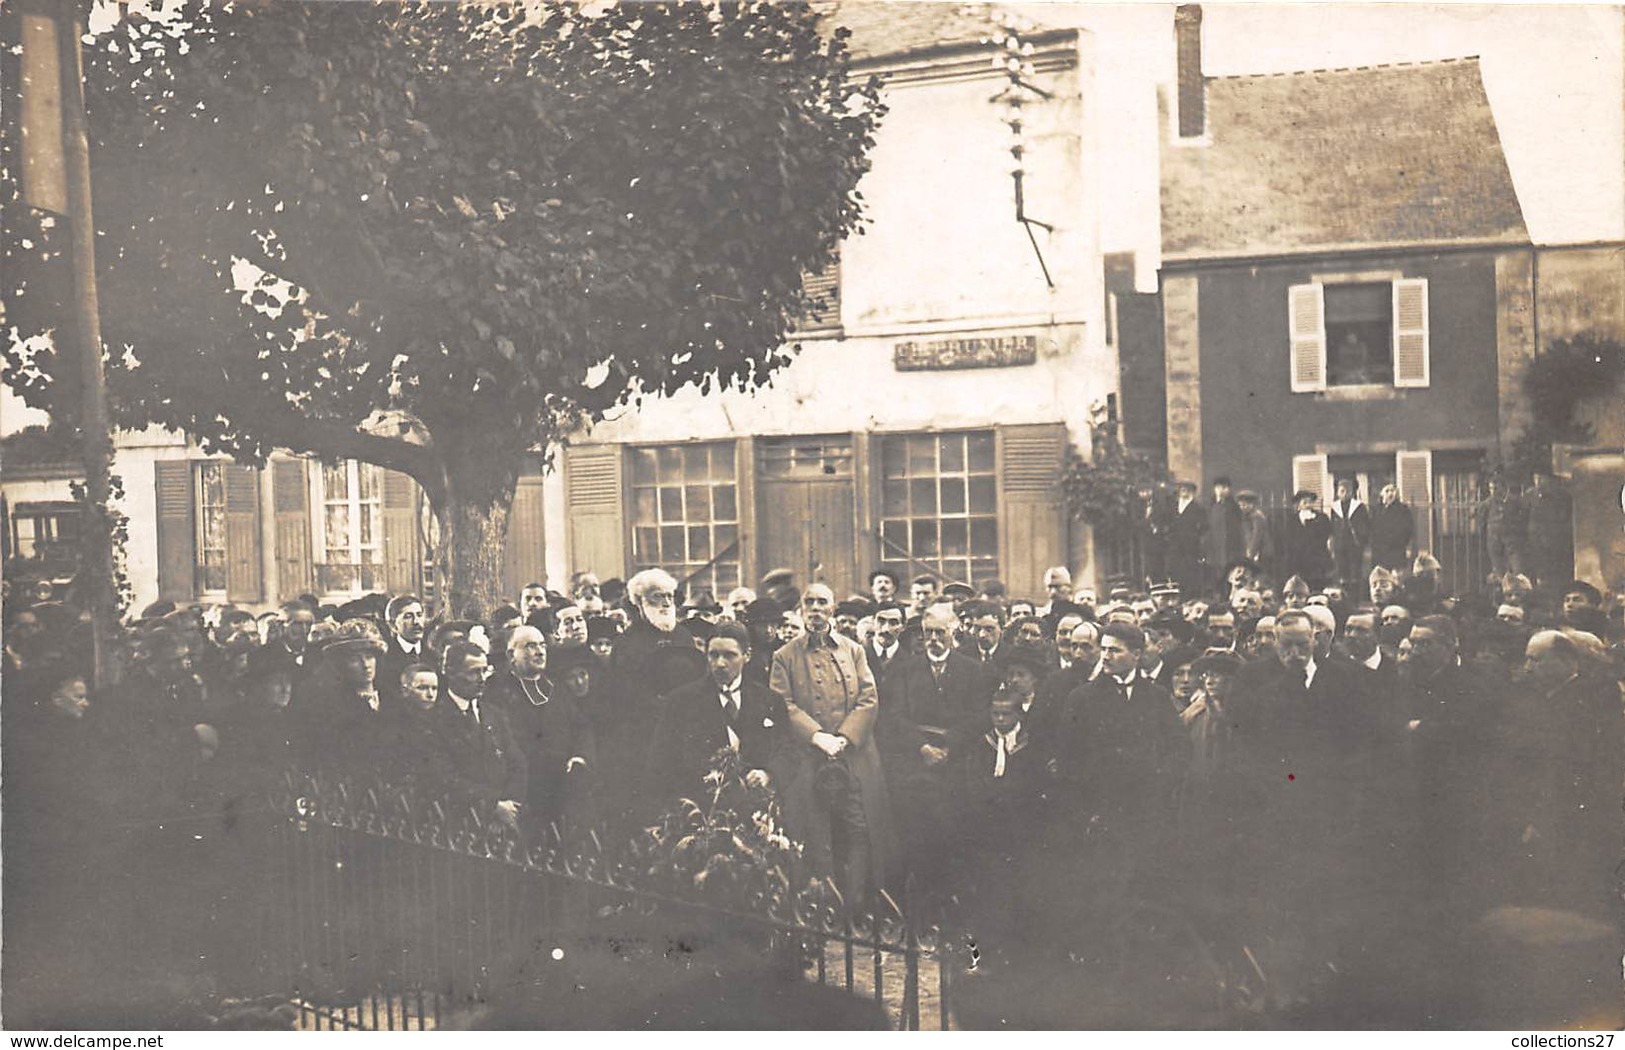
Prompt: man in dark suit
<box><xmin>433</xmin><ymin>641</ymin><xmax>529</xmax><ymax>831</ymax></box>
<box><xmin>956</xmin><ymin>599</ymin><xmax>1008</xmax><ymax>665</ymax></box>
<box><xmin>1167</xmin><ymin>481</ymin><xmax>1207</xmax><ymax>598</ymax></box>
<box><xmin>1048</xmin><ymin>623</ymin><xmax>1182</xmax><ymax>937</ymax></box>
<box><xmin>377</xmin><ymin>594</ymin><xmax>427</xmax><ymax>708</ymax></box>
<box><xmin>1281</xmin><ymin>490</ymin><xmax>1334</xmax><ymax>590</ymax></box>
<box><xmin>650</xmin><ymin>622</ymin><xmax>788</xmax><ymax>807</ymax></box>
<box><xmin>1228</xmin><ymin>609</ymin><xmax>1409</xmax><ymax>1010</ymax></box>
<box><xmin>877</xmin><ymin>604</ymin><xmax>996</xmax><ymax>889</ymax></box>
<box><xmin>1056</xmin><ymin>623</ymin><xmax>1179</xmax><ymax>821</ymax></box>
<box><xmin>864</xmin><ymin>601</ymin><xmax>907</xmax><ymax>684</ymax></box>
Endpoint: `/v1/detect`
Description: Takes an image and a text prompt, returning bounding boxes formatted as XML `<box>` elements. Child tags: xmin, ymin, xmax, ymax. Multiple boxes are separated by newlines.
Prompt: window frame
<box><xmin>627</xmin><ymin>440</ymin><xmax>743</xmax><ymax>597</ymax></box>
<box><xmin>309</xmin><ymin>459</ymin><xmax>385</xmax><ymax>599</ymax></box>
<box><xmin>195</xmin><ymin>462</ymin><xmax>230</xmax><ymax>597</ymax></box>
<box><xmin>1290</xmin><ymin>274</ymin><xmax>1430</xmax><ymax>394</ymax></box>
<box><xmin>876</xmin><ymin>429</ymin><xmax>1001</xmax><ymax>586</ymax></box>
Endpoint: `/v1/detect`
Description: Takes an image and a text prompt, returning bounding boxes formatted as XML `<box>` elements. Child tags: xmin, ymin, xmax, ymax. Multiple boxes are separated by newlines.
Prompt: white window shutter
<box><xmin>1291</xmin><ymin>454</ymin><xmax>1330</xmax><ymax>501</ymax></box>
<box><xmin>1289</xmin><ymin>283</ymin><xmax>1327</xmax><ymax>392</ymax></box>
<box><xmin>1393</xmin><ymin>278</ymin><xmax>1430</xmax><ymax>387</ymax></box>
<box><xmin>1396</xmin><ymin>449</ymin><xmax>1434</xmax><ymax>553</ymax></box>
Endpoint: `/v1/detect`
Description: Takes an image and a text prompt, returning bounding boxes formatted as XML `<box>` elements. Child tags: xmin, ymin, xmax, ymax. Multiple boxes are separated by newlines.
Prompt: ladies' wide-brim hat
<box><xmin>319</xmin><ymin>618</ymin><xmax>388</xmax><ymax>657</ymax></box>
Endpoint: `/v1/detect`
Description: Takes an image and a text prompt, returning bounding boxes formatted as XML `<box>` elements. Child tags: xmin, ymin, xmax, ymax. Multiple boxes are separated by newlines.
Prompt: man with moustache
<box><xmin>878</xmin><ymin>604</ymin><xmax>996</xmax><ymax>888</ymax></box>
<box><xmin>771</xmin><ymin>584</ymin><xmax>895</xmax><ymax>907</ymax></box>
<box><xmin>865</xmin><ymin>602</ymin><xmax>907</xmax><ymax>683</ymax></box>
<box><xmin>602</xmin><ymin>569</ymin><xmax>703</xmax><ymax>829</ymax></box>
<box><xmin>379</xmin><ymin>594</ymin><xmax>428</xmax><ymax>706</ymax></box>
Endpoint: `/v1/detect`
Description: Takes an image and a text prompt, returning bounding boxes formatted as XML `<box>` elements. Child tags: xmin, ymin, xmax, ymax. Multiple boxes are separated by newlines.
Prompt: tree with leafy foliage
<box><xmin>3</xmin><ymin>0</ymin><xmax>882</xmax><ymax>616</ymax></box>
<box><xmin>1507</xmin><ymin>333</ymin><xmax>1625</xmax><ymax>483</ymax></box>
<box><xmin>1059</xmin><ymin>406</ymin><xmax>1170</xmax><ymax>536</ymax></box>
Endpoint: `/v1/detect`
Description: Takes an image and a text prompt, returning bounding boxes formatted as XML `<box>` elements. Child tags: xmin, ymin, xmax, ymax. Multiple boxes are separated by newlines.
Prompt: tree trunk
<box><xmin>433</xmin><ymin>486</ymin><xmax>514</xmax><ymax>621</ymax></box>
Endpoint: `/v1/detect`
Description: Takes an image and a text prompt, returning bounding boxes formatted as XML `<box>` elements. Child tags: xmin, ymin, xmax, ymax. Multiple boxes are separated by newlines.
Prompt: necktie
<box><xmin>723</xmin><ymin>692</ymin><xmax>740</xmax><ymax>724</ymax></box>
<box><xmin>930</xmin><ymin>661</ymin><xmax>945</xmax><ymax>682</ymax></box>
<box><xmin>993</xmin><ymin>733</ymin><xmax>1008</xmax><ymax>778</ymax></box>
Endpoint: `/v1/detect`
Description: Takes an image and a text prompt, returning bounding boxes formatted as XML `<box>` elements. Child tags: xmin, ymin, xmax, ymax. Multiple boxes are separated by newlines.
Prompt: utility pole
<box><xmin>16</xmin><ymin>0</ymin><xmax>117</xmax><ymax>686</ymax></box>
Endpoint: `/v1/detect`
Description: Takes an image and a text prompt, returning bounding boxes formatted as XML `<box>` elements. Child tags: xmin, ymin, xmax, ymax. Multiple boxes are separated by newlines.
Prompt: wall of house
<box><xmin>1180</xmin><ymin>249</ymin><xmax>1503</xmax><ymax>493</ymax></box>
<box><xmin>548</xmin><ymin>40</ymin><xmax>1119</xmax><ymax>596</ymax></box>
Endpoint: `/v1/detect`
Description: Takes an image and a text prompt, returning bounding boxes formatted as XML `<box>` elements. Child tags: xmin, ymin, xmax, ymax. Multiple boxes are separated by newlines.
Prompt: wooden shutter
<box><xmin>1289</xmin><ymin>283</ymin><xmax>1327</xmax><ymax>392</ymax></box>
<box><xmin>997</xmin><ymin>423</ymin><xmax>1068</xmax><ymax>600</ymax></box>
<box><xmin>272</xmin><ymin>459</ymin><xmax>313</xmax><ymax>601</ymax></box>
<box><xmin>1291</xmin><ymin>453</ymin><xmax>1331</xmax><ymax>502</ymax></box>
<box><xmin>381</xmin><ymin>468</ymin><xmax>421</xmax><ymax>596</ymax></box>
<box><xmin>223</xmin><ymin>464</ymin><xmax>262</xmax><ymax>603</ymax></box>
<box><xmin>796</xmin><ymin>250</ymin><xmax>841</xmax><ymax>332</ymax></box>
<box><xmin>504</xmin><ymin>473</ymin><xmax>547</xmax><ymax>599</ymax></box>
<box><xmin>154</xmin><ymin>460</ymin><xmax>196</xmax><ymax>601</ymax></box>
<box><xmin>1396</xmin><ymin>450</ymin><xmax>1434</xmax><ymax>553</ymax></box>
<box><xmin>565</xmin><ymin>444</ymin><xmax>626</xmax><ymax>580</ymax></box>
<box><xmin>1392</xmin><ymin>278</ymin><xmax>1430</xmax><ymax>388</ymax></box>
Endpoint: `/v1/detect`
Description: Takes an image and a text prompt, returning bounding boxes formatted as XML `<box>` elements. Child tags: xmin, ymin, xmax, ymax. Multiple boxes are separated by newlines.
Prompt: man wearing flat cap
<box><xmin>1236</xmin><ymin>490</ymin><xmax>1274</xmax><ymax>578</ymax></box>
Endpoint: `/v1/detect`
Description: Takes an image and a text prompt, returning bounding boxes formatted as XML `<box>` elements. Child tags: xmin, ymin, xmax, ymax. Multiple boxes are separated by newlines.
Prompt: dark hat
<box><xmin>760</xmin><ymin>568</ymin><xmax>796</xmax><ymax>591</ymax></box>
<box><xmin>549</xmin><ymin>646</ymin><xmax>597</xmax><ymax>677</ymax></box>
<box><xmin>1563</xmin><ymin>580</ymin><xmax>1602</xmax><ymax>604</ymax></box>
<box><xmin>740</xmin><ymin>597</ymin><xmax>784</xmax><ymax>627</ymax></box>
<box><xmin>586</xmin><ymin>615</ymin><xmax>620</xmax><ymax>642</ymax></box>
<box><xmin>1163</xmin><ymin>645</ymin><xmax>1201</xmax><ymax>671</ymax></box>
<box><xmin>996</xmin><ymin>648</ymin><xmax>1049</xmax><ymax>679</ymax></box>
<box><xmin>139</xmin><ymin>599</ymin><xmax>178</xmax><ymax>622</ymax></box>
<box><xmin>1192</xmin><ymin>650</ymin><xmax>1245</xmax><ymax>677</ymax></box>
<box><xmin>1211</xmin><ymin>476</ymin><xmax>1232</xmax><ymax>488</ymax></box>
<box><xmin>1292</xmin><ymin>489</ymin><xmax>1318</xmax><ymax>503</ymax></box>
<box><xmin>1146</xmin><ymin>610</ymin><xmax>1194</xmax><ymax>643</ymax></box>
<box><xmin>1176</xmin><ymin>479</ymin><xmax>1197</xmax><ymax>492</ymax></box>
<box><xmin>1236</xmin><ymin>489</ymin><xmax>1259</xmax><ymax>502</ymax></box>
<box><xmin>685</xmin><ymin>617</ymin><xmax>717</xmax><ymax>643</ymax></box>
<box><xmin>941</xmin><ymin>581</ymin><xmax>975</xmax><ymax>600</ymax></box>
<box><xmin>1046</xmin><ymin>598</ymin><xmax>1085</xmax><ymax>622</ymax></box>
<box><xmin>601</xmin><ymin>578</ymin><xmax>627</xmax><ymax>604</ymax></box>
<box><xmin>318</xmin><ymin>618</ymin><xmax>387</xmax><ymax>657</ymax></box>
<box><xmin>834</xmin><ymin>599</ymin><xmax>870</xmax><ymax>620</ymax></box>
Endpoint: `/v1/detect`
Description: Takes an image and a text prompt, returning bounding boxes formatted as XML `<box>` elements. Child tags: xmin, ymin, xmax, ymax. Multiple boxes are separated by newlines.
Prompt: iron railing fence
<box><xmin>1093</xmin><ymin>493</ymin><xmax>1564</xmax><ymax>602</ymax></box>
<box><xmin>249</xmin><ymin>772</ymin><xmax>955</xmax><ymax>1031</ymax></box>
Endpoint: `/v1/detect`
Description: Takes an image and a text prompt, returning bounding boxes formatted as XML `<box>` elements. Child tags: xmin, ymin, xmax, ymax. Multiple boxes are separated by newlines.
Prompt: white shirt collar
<box><xmin>1363</xmin><ymin>649</ymin><xmax>1383</xmax><ymax>670</ymax></box>
<box><xmin>1303</xmin><ymin>657</ymin><xmax>1319</xmax><ymax>688</ymax></box>
<box><xmin>718</xmin><ymin>677</ymin><xmax>742</xmax><ymax>701</ymax></box>
<box><xmin>448</xmin><ymin>691</ymin><xmax>478</xmax><ymax>718</ymax></box>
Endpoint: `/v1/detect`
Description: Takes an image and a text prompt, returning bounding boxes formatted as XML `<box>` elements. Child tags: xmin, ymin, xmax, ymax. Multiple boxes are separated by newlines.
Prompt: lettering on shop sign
<box><xmin>893</xmin><ymin>334</ymin><xmax>1038</xmax><ymax>372</ymax></box>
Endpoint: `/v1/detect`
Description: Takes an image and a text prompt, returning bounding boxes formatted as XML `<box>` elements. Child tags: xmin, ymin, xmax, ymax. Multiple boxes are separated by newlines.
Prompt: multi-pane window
<box><xmin>630</xmin><ymin>442</ymin><xmax>741</xmax><ymax>597</ymax></box>
<box><xmin>1323</xmin><ymin>283</ymin><xmax>1394</xmax><ymax>386</ymax></box>
<box><xmin>879</xmin><ymin>431</ymin><xmax>999</xmax><ymax>585</ymax></box>
<box><xmin>6</xmin><ymin>503</ymin><xmax>79</xmax><ymax>564</ymax></box>
<box><xmin>196</xmin><ymin>463</ymin><xmax>229</xmax><ymax>593</ymax></box>
<box><xmin>313</xmin><ymin>460</ymin><xmax>384</xmax><ymax>595</ymax></box>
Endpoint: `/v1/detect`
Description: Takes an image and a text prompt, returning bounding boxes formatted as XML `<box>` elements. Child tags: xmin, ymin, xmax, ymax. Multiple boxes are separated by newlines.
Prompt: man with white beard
<box><xmin>607</xmin><ymin>569</ymin><xmax>704</xmax><ymax>829</ymax></box>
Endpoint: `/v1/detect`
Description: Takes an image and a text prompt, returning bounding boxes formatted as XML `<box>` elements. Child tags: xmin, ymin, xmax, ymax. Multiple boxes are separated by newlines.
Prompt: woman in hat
<box><xmin>290</xmin><ymin>618</ymin><xmax>390</xmax><ymax>776</ymax></box>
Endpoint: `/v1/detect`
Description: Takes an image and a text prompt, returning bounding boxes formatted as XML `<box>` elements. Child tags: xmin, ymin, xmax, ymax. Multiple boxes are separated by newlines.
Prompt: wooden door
<box><xmin>757</xmin><ymin>436</ymin><xmax>857</xmax><ymax>598</ymax></box>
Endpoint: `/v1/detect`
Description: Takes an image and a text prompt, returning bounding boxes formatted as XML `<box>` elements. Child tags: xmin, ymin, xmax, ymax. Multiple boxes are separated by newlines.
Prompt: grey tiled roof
<box><xmin>1162</xmin><ymin>58</ymin><xmax>1529</xmax><ymax>260</ymax></box>
<box><xmin>814</xmin><ymin>1</ymin><xmax>1042</xmax><ymax>61</ymax></box>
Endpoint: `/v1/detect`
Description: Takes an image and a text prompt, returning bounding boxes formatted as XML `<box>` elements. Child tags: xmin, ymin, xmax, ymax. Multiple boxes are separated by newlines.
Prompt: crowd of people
<box><xmin>4</xmin><ymin>477</ymin><xmax>1622</xmax><ymax>1023</ymax></box>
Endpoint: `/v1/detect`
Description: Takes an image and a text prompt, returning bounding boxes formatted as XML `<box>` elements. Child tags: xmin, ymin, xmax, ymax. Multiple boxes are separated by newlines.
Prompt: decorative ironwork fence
<box><xmin>1095</xmin><ymin>494</ymin><xmax>1553</xmax><ymax>600</ymax></box>
<box><xmin>251</xmin><ymin>772</ymin><xmax>955</xmax><ymax>1030</ymax></box>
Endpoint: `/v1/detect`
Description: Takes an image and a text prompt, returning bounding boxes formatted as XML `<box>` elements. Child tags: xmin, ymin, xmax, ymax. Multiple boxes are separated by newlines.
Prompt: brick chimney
<box><xmin>1175</xmin><ymin>4</ymin><xmax>1205</xmax><ymax>139</ymax></box>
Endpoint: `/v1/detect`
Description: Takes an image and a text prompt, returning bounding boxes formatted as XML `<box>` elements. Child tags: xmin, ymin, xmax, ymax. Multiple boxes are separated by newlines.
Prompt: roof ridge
<box><xmin>1209</xmin><ymin>55</ymin><xmax>1481</xmax><ymax>81</ymax></box>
